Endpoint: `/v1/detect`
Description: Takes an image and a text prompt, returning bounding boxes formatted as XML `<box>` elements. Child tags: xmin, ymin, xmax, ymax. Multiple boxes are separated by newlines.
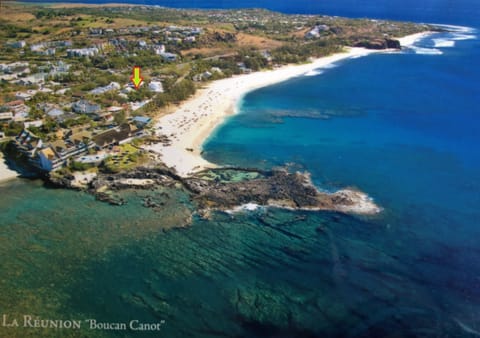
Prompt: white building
<box><xmin>0</xmin><ymin>112</ymin><xmax>13</xmax><ymax>122</ymax></box>
<box><xmin>67</xmin><ymin>48</ymin><xmax>99</xmax><ymax>57</ymax></box>
<box><xmin>153</xmin><ymin>44</ymin><xmax>166</xmax><ymax>55</ymax></box>
<box><xmin>24</xmin><ymin>120</ymin><xmax>44</xmax><ymax>129</ymax></box>
<box><xmin>89</xmin><ymin>82</ymin><xmax>121</xmax><ymax>95</ymax></box>
<box><xmin>305</xmin><ymin>25</ymin><xmax>329</xmax><ymax>39</ymax></box>
<box><xmin>148</xmin><ymin>81</ymin><xmax>164</xmax><ymax>93</ymax></box>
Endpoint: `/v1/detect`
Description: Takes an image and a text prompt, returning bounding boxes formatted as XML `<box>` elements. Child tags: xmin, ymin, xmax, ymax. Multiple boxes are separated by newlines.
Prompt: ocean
<box><xmin>2</xmin><ymin>1</ymin><xmax>480</xmax><ymax>337</ymax></box>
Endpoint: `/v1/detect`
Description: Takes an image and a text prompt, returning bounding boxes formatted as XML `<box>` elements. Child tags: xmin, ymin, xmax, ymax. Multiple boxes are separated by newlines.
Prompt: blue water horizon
<box><xmin>24</xmin><ymin>0</ymin><xmax>480</xmax><ymax>27</ymax></box>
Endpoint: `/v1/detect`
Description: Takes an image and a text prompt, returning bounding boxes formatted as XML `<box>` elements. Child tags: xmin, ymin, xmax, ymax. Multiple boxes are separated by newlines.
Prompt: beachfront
<box><xmin>145</xmin><ymin>33</ymin><xmax>433</xmax><ymax>177</ymax></box>
<box><xmin>0</xmin><ymin>154</ymin><xmax>18</xmax><ymax>183</ymax></box>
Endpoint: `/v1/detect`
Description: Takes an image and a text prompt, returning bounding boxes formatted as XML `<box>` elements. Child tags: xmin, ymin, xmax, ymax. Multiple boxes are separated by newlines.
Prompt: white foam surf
<box><xmin>304</xmin><ymin>69</ymin><xmax>324</xmax><ymax>77</ymax></box>
<box><xmin>409</xmin><ymin>46</ymin><xmax>443</xmax><ymax>55</ymax></box>
<box><xmin>226</xmin><ymin>203</ymin><xmax>263</xmax><ymax>214</ymax></box>
<box><xmin>433</xmin><ymin>38</ymin><xmax>455</xmax><ymax>48</ymax></box>
<box><xmin>451</xmin><ymin>34</ymin><xmax>477</xmax><ymax>41</ymax></box>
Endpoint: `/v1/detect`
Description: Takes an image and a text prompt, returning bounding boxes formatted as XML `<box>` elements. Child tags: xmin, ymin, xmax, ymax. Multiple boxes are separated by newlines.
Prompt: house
<box><xmin>153</xmin><ymin>44</ymin><xmax>166</xmax><ymax>55</ymax></box>
<box><xmin>132</xmin><ymin>116</ymin><xmax>151</xmax><ymax>128</ymax></box>
<box><xmin>51</xmin><ymin>61</ymin><xmax>71</xmax><ymax>74</ymax></box>
<box><xmin>237</xmin><ymin>63</ymin><xmax>252</xmax><ymax>74</ymax></box>
<box><xmin>72</xmin><ymin>100</ymin><xmax>101</xmax><ymax>114</ymax></box>
<box><xmin>191</xmin><ymin>27</ymin><xmax>202</xmax><ymax>35</ymax></box>
<box><xmin>148</xmin><ymin>81</ymin><xmax>164</xmax><ymax>93</ymax></box>
<box><xmin>107</xmin><ymin>106</ymin><xmax>124</xmax><ymax>113</ymax></box>
<box><xmin>13</xmin><ymin>113</ymin><xmax>28</xmax><ymax>122</ymax></box>
<box><xmin>89</xmin><ymin>82</ymin><xmax>121</xmax><ymax>95</ymax></box>
<box><xmin>30</xmin><ymin>43</ymin><xmax>47</xmax><ymax>53</ymax></box>
<box><xmin>14</xmin><ymin>73</ymin><xmax>46</xmax><ymax>86</ymax></box>
<box><xmin>24</xmin><ymin>120</ymin><xmax>44</xmax><ymax>129</ymax></box>
<box><xmin>66</xmin><ymin>48</ymin><xmax>99</xmax><ymax>57</ymax></box>
<box><xmin>39</xmin><ymin>103</ymin><xmax>64</xmax><ymax>119</ymax></box>
<box><xmin>31</xmin><ymin>44</ymin><xmax>56</xmax><ymax>55</ymax></box>
<box><xmin>4</xmin><ymin>100</ymin><xmax>23</xmax><ymax>109</ymax></box>
<box><xmin>16</xmin><ymin>129</ymin><xmax>42</xmax><ymax>154</ymax></box>
<box><xmin>99</xmin><ymin>112</ymin><xmax>114</xmax><ymax>123</ymax></box>
<box><xmin>159</xmin><ymin>52</ymin><xmax>178</xmax><ymax>62</ymax></box>
<box><xmin>8</xmin><ymin>41</ymin><xmax>26</xmax><ymax>49</ymax></box>
<box><xmin>44</xmin><ymin>48</ymin><xmax>56</xmax><ymax>56</ymax></box>
<box><xmin>261</xmin><ymin>51</ymin><xmax>273</xmax><ymax>63</ymax></box>
<box><xmin>55</xmin><ymin>41</ymin><xmax>72</xmax><ymax>47</ymax></box>
<box><xmin>89</xmin><ymin>28</ymin><xmax>103</xmax><ymax>36</ymax></box>
<box><xmin>46</xmin><ymin>108</ymin><xmax>65</xmax><ymax>119</ymax></box>
<box><xmin>130</xmin><ymin>100</ymin><xmax>149</xmax><ymax>111</ymax></box>
<box><xmin>15</xmin><ymin>92</ymin><xmax>33</xmax><ymax>101</ymax></box>
<box><xmin>4</xmin><ymin>101</ymin><xmax>30</xmax><ymax>117</ymax></box>
<box><xmin>0</xmin><ymin>112</ymin><xmax>13</xmax><ymax>122</ymax></box>
<box><xmin>305</xmin><ymin>25</ymin><xmax>329</xmax><ymax>39</ymax></box>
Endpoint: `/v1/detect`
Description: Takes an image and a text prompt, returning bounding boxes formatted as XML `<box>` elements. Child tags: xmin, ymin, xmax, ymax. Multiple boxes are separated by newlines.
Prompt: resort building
<box><xmin>14</xmin><ymin>129</ymin><xmax>95</xmax><ymax>172</ymax></box>
<box><xmin>93</xmin><ymin>124</ymin><xmax>139</xmax><ymax>149</ymax></box>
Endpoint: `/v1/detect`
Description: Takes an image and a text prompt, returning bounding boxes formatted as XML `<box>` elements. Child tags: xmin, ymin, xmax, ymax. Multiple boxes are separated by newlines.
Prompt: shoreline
<box><xmin>146</xmin><ymin>48</ymin><xmax>379</xmax><ymax>176</ymax></box>
<box><xmin>146</xmin><ymin>32</ymin><xmax>434</xmax><ymax>177</ymax></box>
<box><xmin>0</xmin><ymin>153</ymin><xmax>18</xmax><ymax>183</ymax></box>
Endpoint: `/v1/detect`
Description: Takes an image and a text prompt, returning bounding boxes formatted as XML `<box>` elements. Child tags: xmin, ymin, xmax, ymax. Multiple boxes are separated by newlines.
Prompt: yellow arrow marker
<box><xmin>130</xmin><ymin>66</ymin><xmax>143</xmax><ymax>90</ymax></box>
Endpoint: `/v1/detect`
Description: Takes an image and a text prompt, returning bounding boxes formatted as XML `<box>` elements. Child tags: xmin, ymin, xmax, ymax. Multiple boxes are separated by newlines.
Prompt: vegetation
<box><xmin>69</xmin><ymin>160</ymin><xmax>94</xmax><ymax>171</ymax></box>
<box><xmin>102</xmin><ymin>144</ymin><xmax>147</xmax><ymax>173</ymax></box>
<box><xmin>0</xmin><ymin>2</ymin><xmax>432</xmax><ymax>176</ymax></box>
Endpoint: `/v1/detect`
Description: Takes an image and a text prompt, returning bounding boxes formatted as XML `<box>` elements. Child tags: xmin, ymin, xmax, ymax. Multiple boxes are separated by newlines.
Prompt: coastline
<box><xmin>0</xmin><ymin>153</ymin><xmax>18</xmax><ymax>183</ymax></box>
<box><xmin>146</xmin><ymin>48</ymin><xmax>379</xmax><ymax>176</ymax></box>
<box><xmin>146</xmin><ymin>32</ymin><xmax>434</xmax><ymax>177</ymax></box>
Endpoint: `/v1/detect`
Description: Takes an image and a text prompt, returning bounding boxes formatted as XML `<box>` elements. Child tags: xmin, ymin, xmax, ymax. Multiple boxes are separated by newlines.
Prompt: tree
<box><xmin>114</xmin><ymin>111</ymin><xmax>126</xmax><ymax>125</ymax></box>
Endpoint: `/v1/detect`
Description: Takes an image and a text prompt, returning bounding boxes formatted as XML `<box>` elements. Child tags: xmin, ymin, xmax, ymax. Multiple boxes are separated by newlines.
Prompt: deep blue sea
<box><xmin>29</xmin><ymin>0</ymin><xmax>480</xmax><ymax>26</ymax></box>
<box><xmin>2</xmin><ymin>1</ymin><xmax>480</xmax><ymax>337</ymax></box>
<box><xmin>201</xmin><ymin>2</ymin><xmax>480</xmax><ymax>336</ymax></box>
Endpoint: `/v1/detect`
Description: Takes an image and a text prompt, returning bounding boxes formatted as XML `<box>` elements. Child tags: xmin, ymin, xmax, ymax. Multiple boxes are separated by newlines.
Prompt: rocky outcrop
<box><xmin>386</xmin><ymin>38</ymin><xmax>401</xmax><ymax>49</ymax></box>
<box><xmin>353</xmin><ymin>38</ymin><xmax>401</xmax><ymax>50</ymax></box>
<box><xmin>213</xmin><ymin>31</ymin><xmax>237</xmax><ymax>43</ymax></box>
<box><xmin>46</xmin><ymin>165</ymin><xmax>381</xmax><ymax>215</ymax></box>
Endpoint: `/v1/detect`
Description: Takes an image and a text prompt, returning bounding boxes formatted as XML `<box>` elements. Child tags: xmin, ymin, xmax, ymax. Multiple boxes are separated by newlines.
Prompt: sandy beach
<box><xmin>0</xmin><ymin>154</ymin><xmax>18</xmax><ymax>183</ymax></box>
<box><xmin>146</xmin><ymin>33</ymin><xmax>433</xmax><ymax>177</ymax></box>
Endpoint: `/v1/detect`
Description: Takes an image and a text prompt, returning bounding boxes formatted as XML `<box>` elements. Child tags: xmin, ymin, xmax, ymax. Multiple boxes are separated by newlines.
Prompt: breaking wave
<box><xmin>409</xmin><ymin>46</ymin><xmax>443</xmax><ymax>55</ymax></box>
<box><xmin>304</xmin><ymin>69</ymin><xmax>324</xmax><ymax>77</ymax></box>
<box><xmin>433</xmin><ymin>39</ymin><xmax>455</xmax><ymax>48</ymax></box>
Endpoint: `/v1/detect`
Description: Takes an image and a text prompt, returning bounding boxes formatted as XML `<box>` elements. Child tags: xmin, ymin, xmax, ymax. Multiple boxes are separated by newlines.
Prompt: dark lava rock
<box><xmin>95</xmin><ymin>192</ymin><xmax>126</xmax><ymax>206</ymax></box>
<box><xmin>354</xmin><ymin>38</ymin><xmax>401</xmax><ymax>50</ymax></box>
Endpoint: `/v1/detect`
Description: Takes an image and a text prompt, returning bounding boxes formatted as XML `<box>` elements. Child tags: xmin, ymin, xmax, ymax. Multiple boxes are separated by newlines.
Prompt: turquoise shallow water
<box><xmin>2</xmin><ymin>177</ymin><xmax>480</xmax><ymax>337</ymax></box>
